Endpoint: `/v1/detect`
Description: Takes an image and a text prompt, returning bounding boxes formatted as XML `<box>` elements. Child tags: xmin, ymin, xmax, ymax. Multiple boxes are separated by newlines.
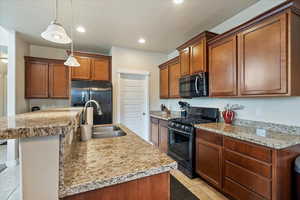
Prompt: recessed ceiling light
<box><xmin>76</xmin><ymin>26</ymin><xmax>86</xmax><ymax>33</ymax></box>
<box><xmin>138</xmin><ymin>38</ymin><xmax>146</xmax><ymax>44</ymax></box>
<box><xmin>173</xmin><ymin>0</ymin><xmax>184</xmax><ymax>4</ymax></box>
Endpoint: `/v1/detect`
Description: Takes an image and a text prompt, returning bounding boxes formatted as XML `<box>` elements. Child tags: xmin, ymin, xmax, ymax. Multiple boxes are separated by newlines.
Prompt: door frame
<box><xmin>116</xmin><ymin>69</ymin><xmax>150</xmax><ymax>141</ymax></box>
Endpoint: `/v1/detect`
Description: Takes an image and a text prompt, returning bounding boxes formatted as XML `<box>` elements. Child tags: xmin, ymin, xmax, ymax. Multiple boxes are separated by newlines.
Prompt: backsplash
<box><xmin>161</xmin><ymin>97</ymin><xmax>300</xmax><ymax>127</ymax></box>
<box><xmin>28</xmin><ymin>99</ymin><xmax>70</xmax><ymax>111</ymax></box>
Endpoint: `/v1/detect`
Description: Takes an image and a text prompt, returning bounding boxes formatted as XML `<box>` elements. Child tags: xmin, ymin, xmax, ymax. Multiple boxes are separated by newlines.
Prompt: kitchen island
<box><xmin>0</xmin><ymin>108</ymin><xmax>176</xmax><ymax>200</ymax></box>
<box><xmin>60</xmin><ymin>124</ymin><xmax>176</xmax><ymax>199</ymax></box>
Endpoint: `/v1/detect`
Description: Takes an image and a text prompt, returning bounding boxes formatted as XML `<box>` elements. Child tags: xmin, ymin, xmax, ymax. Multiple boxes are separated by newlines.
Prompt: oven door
<box><xmin>168</xmin><ymin>127</ymin><xmax>194</xmax><ymax>168</ymax></box>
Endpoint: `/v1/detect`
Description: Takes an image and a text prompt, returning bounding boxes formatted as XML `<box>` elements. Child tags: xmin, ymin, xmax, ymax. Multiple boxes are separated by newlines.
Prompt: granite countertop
<box><xmin>150</xmin><ymin>111</ymin><xmax>180</xmax><ymax>120</ymax></box>
<box><xmin>59</xmin><ymin>124</ymin><xmax>177</xmax><ymax>198</ymax></box>
<box><xmin>0</xmin><ymin>107</ymin><xmax>83</xmax><ymax>139</ymax></box>
<box><xmin>195</xmin><ymin>122</ymin><xmax>300</xmax><ymax>149</ymax></box>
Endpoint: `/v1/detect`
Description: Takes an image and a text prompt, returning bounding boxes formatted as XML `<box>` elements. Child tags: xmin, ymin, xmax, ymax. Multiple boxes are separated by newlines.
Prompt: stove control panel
<box><xmin>168</xmin><ymin>121</ymin><xmax>193</xmax><ymax>133</ymax></box>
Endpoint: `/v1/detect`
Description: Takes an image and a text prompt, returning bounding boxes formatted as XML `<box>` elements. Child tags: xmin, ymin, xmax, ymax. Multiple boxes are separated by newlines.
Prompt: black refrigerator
<box><xmin>71</xmin><ymin>80</ymin><xmax>112</xmax><ymax>125</ymax></box>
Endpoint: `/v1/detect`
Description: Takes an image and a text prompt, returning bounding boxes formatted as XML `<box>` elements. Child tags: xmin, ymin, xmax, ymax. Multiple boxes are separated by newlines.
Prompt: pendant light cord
<box><xmin>70</xmin><ymin>0</ymin><xmax>74</xmax><ymax>56</ymax></box>
<box><xmin>54</xmin><ymin>0</ymin><xmax>58</xmax><ymax>22</ymax></box>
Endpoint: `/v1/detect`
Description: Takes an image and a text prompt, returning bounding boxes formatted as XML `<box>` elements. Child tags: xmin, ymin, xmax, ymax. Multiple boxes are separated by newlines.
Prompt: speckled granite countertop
<box><xmin>0</xmin><ymin>107</ymin><xmax>82</xmax><ymax>139</ymax></box>
<box><xmin>150</xmin><ymin>111</ymin><xmax>180</xmax><ymax>120</ymax></box>
<box><xmin>59</xmin><ymin>124</ymin><xmax>177</xmax><ymax>198</ymax></box>
<box><xmin>195</xmin><ymin>122</ymin><xmax>300</xmax><ymax>149</ymax></box>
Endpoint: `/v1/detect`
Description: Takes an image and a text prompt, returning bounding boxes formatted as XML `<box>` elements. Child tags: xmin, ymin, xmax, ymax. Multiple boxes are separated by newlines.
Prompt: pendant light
<box><xmin>64</xmin><ymin>0</ymin><xmax>80</xmax><ymax>67</ymax></box>
<box><xmin>41</xmin><ymin>0</ymin><xmax>72</xmax><ymax>44</ymax></box>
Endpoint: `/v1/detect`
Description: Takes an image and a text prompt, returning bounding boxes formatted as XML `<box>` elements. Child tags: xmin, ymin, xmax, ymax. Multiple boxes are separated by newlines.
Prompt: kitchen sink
<box><xmin>92</xmin><ymin>126</ymin><xmax>126</xmax><ymax>139</ymax></box>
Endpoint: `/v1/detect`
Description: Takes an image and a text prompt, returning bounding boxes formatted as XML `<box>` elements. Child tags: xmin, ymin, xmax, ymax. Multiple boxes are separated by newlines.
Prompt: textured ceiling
<box><xmin>0</xmin><ymin>0</ymin><xmax>259</xmax><ymax>53</ymax></box>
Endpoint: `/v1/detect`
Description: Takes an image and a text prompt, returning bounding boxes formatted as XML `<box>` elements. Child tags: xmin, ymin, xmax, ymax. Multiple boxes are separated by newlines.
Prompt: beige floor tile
<box><xmin>0</xmin><ymin>165</ymin><xmax>19</xmax><ymax>200</ymax></box>
<box><xmin>189</xmin><ymin>185</ymin><xmax>212</xmax><ymax>200</ymax></box>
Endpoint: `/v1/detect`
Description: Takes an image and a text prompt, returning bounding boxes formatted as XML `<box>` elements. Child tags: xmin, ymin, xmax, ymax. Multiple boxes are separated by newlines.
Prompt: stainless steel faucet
<box><xmin>83</xmin><ymin>100</ymin><xmax>103</xmax><ymax>124</ymax></box>
<box><xmin>85</xmin><ymin>100</ymin><xmax>103</xmax><ymax>115</ymax></box>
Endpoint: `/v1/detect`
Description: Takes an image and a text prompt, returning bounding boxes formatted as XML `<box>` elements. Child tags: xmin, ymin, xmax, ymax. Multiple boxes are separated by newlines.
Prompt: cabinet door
<box><xmin>25</xmin><ymin>61</ymin><xmax>49</xmax><ymax>98</ymax></box>
<box><xmin>196</xmin><ymin>139</ymin><xmax>222</xmax><ymax>189</ymax></box>
<box><xmin>180</xmin><ymin>47</ymin><xmax>190</xmax><ymax>76</ymax></box>
<box><xmin>168</xmin><ymin>61</ymin><xmax>180</xmax><ymax>98</ymax></box>
<box><xmin>49</xmin><ymin>63</ymin><xmax>70</xmax><ymax>98</ymax></box>
<box><xmin>190</xmin><ymin>40</ymin><xmax>205</xmax><ymax>74</ymax></box>
<box><xmin>71</xmin><ymin>57</ymin><xmax>91</xmax><ymax>80</ymax></box>
<box><xmin>159</xmin><ymin>120</ymin><xmax>168</xmax><ymax>153</ymax></box>
<box><xmin>209</xmin><ymin>36</ymin><xmax>237</xmax><ymax>96</ymax></box>
<box><xmin>239</xmin><ymin>13</ymin><xmax>287</xmax><ymax>95</ymax></box>
<box><xmin>91</xmin><ymin>58</ymin><xmax>111</xmax><ymax>81</ymax></box>
<box><xmin>160</xmin><ymin>66</ymin><xmax>169</xmax><ymax>98</ymax></box>
<box><xmin>150</xmin><ymin>118</ymin><xmax>159</xmax><ymax>147</ymax></box>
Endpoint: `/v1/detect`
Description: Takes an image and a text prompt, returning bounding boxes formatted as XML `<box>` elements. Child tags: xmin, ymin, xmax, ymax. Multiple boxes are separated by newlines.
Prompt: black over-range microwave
<box><xmin>179</xmin><ymin>72</ymin><xmax>208</xmax><ymax>98</ymax></box>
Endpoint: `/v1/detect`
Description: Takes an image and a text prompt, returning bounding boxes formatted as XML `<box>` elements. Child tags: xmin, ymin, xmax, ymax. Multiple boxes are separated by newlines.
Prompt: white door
<box><xmin>119</xmin><ymin>73</ymin><xmax>149</xmax><ymax>140</ymax></box>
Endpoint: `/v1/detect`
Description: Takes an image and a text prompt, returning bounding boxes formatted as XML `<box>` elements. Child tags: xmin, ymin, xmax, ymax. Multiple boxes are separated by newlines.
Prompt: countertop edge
<box><xmin>0</xmin><ymin>108</ymin><xmax>82</xmax><ymax>140</ymax></box>
<box><xmin>59</xmin><ymin>162</ymin><xmax>177</xmax><ymax>198</ymax></box>
<box><xmin>195</xmin><ymin>125</ymin><xmax>297</xmax><ymax>150</ymax></box>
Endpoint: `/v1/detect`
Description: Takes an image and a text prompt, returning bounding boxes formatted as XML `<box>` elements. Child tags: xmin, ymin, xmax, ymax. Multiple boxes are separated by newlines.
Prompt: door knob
<box><xmin>142</xmin><ymin>112</ymin><xmax>146</xmax><ymax>115</ymax></box>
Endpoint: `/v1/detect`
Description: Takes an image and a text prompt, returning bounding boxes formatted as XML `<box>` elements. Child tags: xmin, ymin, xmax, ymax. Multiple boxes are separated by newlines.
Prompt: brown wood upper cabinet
<box><xmin>179</xmin><ymin>47</ymin><xmax>190</xmax><ymax>76</ymax></box>
<box><xmin>168</xmin><ymin>58</ymin><xmax>180</xmax><ymax>98</ymax></box>
<box><xmin>208</xmin><ymin>2</ymin><xmax>300</xmax><ymax>97</ymax></box>
<box><xmin>238</xmin><ymin>13</ymin><xmax>287</xmax><ymax>96</ymax></box>
<box><xmin>159</xmin><ymin>56</ymin><xmax>180</xmax><ymax>99</ymax></box>
<box><xmin>71</xmin><ymin>52</ymin><xmax>111</xmax><ymax>81</ymax></box>
<box><xmin>25</xmin><ymin>57</ymin><xmax>70</xmax><ymax>99</ymax></box>
<box><xmin>159</xmin><ymin>64</ymin><xmax>169</xmax><ymax>99</ymax></box>
<box><xmin>209</xmin><ymin>35</ymin><xmax>237</xmax><ymax>97</ymax></box>
<box><xmin>49</xmin><ymin>63</ymin><xmax>70</xmax><ymax>98</ymax></box>
<box><xmin>177</xmin><ymin>31</ymin><xmax>218</xmax><ymax>77</ymax></box>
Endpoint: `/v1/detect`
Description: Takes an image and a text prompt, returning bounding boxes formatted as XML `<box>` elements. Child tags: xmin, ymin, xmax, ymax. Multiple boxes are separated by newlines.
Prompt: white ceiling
<box><xmin>0</xmin><ymin>0</ymin><xmax>259</xmax><ymax>54</ymax></box>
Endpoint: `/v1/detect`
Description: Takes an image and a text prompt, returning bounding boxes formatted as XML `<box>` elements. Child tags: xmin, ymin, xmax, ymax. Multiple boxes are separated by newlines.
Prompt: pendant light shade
<box><xmin>41</xmin><ymin>0</ymin><xmax>71</xmax><ymax>44</ymax></box>
<box><xmin>41</xmin><ymin>21</ymin><xmax>72</xmax><ymax>44</ymax></box>
<box><xmin>64</xmin><ymin>0</ymin><xmax>80</xmax><ymax>67</ymax></box>
<box><xmin>64</xmin><ymin>54</ymin><xmax>80</xmax><ymax>67</ymax></box>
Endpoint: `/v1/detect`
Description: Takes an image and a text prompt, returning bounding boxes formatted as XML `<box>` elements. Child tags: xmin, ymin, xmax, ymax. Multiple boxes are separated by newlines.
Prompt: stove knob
<box><xmin>181</xmin><ymin>125</ymin><xmax>186</xmax><ymax>130</ymax></box>
<box><xmin>185</xmin><ymin>126</ymin><xmax>191</xmax><ymax>132</ymax></box>
<box><xmin>176</xmin><ymin>124</ymin><xmax>180</xmax><ymax>128</ymax></box>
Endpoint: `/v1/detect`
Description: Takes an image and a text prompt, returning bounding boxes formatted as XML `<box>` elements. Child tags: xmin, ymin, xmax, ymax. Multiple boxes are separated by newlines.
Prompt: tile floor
<box><xmin>0</xmin><ymin>144</ymin><xmax>7</xmax><ymax>164</ymax></box>
<box><xmin>0</xmin><ymin>164</ymin><xmax>20</xmax><ymax>200</ymax></box>
<box><xmin>171</xmin><ymin>170</ymin><xmax>229</xmax><ymax>200</ymax></box>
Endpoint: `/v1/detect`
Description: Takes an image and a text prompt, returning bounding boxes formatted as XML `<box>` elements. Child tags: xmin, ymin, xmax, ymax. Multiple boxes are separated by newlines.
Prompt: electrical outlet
<box><xmin>256</xmin><ymin>128</ymin><xmax>267</xmax><ymax>137</ymax></box>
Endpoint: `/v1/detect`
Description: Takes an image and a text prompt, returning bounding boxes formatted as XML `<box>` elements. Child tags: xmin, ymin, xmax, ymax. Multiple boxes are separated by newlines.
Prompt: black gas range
<box><xmin>167</xmin><ymin>107</ymin><xmax>219</xmax><ymax>178</ymax></box>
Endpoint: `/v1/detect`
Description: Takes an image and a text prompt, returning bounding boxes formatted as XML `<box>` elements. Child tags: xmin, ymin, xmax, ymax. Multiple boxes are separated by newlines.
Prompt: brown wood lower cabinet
<box><xmin>150</xmin><ymin>117</ymin><xmax>169</xmax><ymax>153</ymax></box>
<box><xmin>63</xmin><ymin>172</ymin><xmax>170</xmax><ymax>200</ymax></box>
<box><xmin>196</xmin><ymin>130</ymin><xmax>222</xmax><ymax>189</ymax></box>
<box><xmin>195</xmin><ymin>128</ymin><xmax>300</xmax><ymax>200</ymax></box>
<box><xmin>150</xmin><ymin>118</ymin><xmax>159</xmax><ymax>147</ymax></box>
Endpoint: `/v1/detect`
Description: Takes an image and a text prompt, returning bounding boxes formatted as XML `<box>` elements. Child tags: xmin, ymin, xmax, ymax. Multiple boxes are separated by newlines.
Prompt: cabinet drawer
<box><xmin>224</xmin><ymin>137</ymin><xmax>272</xmax><ymax>163</ymax></box>
<box><xmin>159</xmin><ymin>119</ymin><xmax>168</xmax><ymax>127</ymax></box>
<box><xmin>224</xmin><ymin>178</ymin><xmax>265</xmax><ymax>200</ymax></box>
<box><xmin>150</xmin><ymin>117</ymin><xmax>159</xmax><ymax>124</ymax></box>
<box><xmin>224</xmin><ymin>149</ymin><xmax>272</xmax><ymax>178</ymax></box>
<box><xmin>225</xmin><ymin>161</ymin><xmax>271</xmax><ymax>199</ymax></box>
<box><xmin>196</xmin><ymin>129</ymin><xmax>223</xmax><ymax>146</ymax></box>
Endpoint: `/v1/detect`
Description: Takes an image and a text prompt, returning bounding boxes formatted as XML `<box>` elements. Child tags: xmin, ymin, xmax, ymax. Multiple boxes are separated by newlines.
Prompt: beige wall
<box><xmin>15</xmin><ymin>34</ymin><xmax>29</xmax><ymax>114</ymax></box>
<box><xmin>29</xmin><ymin>45</ymin><xmax>68</xmax><ymax>60</ymax></box>
<box><xmin>110</xmin><ymin>46</ymin><xmax>167</xmax><ymax>122</ymax></box>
